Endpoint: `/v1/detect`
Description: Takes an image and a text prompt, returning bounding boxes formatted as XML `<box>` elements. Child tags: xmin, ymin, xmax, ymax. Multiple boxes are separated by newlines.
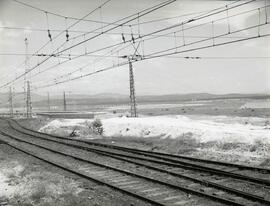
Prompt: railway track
<box><xmin>0</xmin><ymin>118</ymin><xmax>270</xmax><ymax>205</ymax></box>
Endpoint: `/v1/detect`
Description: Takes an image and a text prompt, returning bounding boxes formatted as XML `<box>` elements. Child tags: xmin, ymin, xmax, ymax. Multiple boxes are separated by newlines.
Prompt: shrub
<box><xmin>89</xmin><ymin>119</ymin><xmax>104</xmax><ymax>135</ymax></box>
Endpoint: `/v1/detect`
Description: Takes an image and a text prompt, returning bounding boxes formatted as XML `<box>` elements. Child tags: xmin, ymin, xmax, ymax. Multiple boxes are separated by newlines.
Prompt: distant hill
<box><xmin>137</xmin><ymin>93</ymin><xmax>270</xmax><ymax>103</ymax></box>
<box><xmin>0</xmin><ymin>92</ymin><xmax>45</xmax><ymax>107</ymax></box>
<box><xmin>1</xmin><ymin>92</ymin><xmax>269</xmax><ymax>109</ymax></box>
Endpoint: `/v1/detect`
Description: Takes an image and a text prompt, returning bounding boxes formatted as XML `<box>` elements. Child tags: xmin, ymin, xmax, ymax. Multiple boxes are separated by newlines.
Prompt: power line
<box><xmin>0</xmin><ymin>0</ymin><xmax>114</xmax><ymax>89</ymax></box>
<box><xmin>4</xmin><ymin>0</ymin><xmax>251</xmax><ymax>87</ymax></box>
<box><xmin>23</xmin><ymin>0</ymin><xmax>182</xmax><ymax>83</ymax></box>
<box><xmin>0</xmin><ymin>0</ymin><xmax>176</xmax><ymax>90</ymax></box>
<box><xmin>141</xmin><ymin>3</ymin><xmax>270</xmax><ymax>46</ymax></box>
<box><xmin>0</xmin><ymin>26</ymin><xmax>249</xmax><ymax>39</ymax></box>
<box><xmin>26</xmin><ymin>1</ymin><xmax>180</xmax><ymax>82</ymax></box>
<box><xmin>55</xmin><ymin>0</ymin><xmax>259</xmax><ymax>68</ymax></box>
<box><xmin>162</xmin><ymin>56</ymin><xmax>270</xmax><ymax>59</ymax></box>
<box><xmin>54</xmin><ymin>0</ymin><xmax>177</xmax><ymax>55</ymax></box>
<box><xmin>4</xmin><ymin>53</ymin><xmax>269</xmax><ymax>59</ymax></box>
<box><xmin>0</xmin><ymin>1</ymin><xmax>262</xmax><ymax>91</ymax></box>
<box><xmin>60</xmin><ymin>0</ymin><xmax>246</xmax><ymax>49</ymax></box>
<box><xmin>146</xmin><ymin>23</ymin><xmax>269</xmax><ymax>57</ymax></box>
<box><xmin>12</xmin><ymin>0</ymin><xmax>129</xmax><ymax>27</ymax></box>
<box><xmin>1</xmin><ymin>0</ymin><xmax>113</xmax><ymax>87</ymax></box>
<box><xmin>34</xmin><ymin>31</ymin><xmax>270</xmax><ymax>90</ymax></box>
<box><xmin>30</xmin><ymin>0</ymin><xmax>258</xmax><ymax>82</ymax></box>
<box><xmin>136</xmin><ymin>0</ymin><xmax>256</xmax><ymax>42</ymax></box>
<box><xmin>30</xmin><ymin>1</ymin><xmax>265</xmax><ymax>83</ymax></box>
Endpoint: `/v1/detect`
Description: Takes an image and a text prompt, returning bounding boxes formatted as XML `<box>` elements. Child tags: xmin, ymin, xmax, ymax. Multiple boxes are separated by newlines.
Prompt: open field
<box><xmin>15</xmin><ymin>97</ymin><xmax>270</xmax><ymax>167</ymax></box>
<box><xmin>1</xmin><ymin>96</ymin><xmax>270</xmax><ymax>205</ymax></box>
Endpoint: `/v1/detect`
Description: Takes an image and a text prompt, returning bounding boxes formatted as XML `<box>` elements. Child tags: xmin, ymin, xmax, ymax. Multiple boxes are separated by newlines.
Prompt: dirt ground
<box><xmin>109</xmin><ymin>99</ymin><xmax>270</xmax><ymax>118</ymax></box>
<box><xmin>6</xmin><ymin>98</ymin><xmax>270</xmax><ymax>205</ymax></box>
<box><xmin>0</xmin><ymin>142</ymin><xmax>150</xmax><ymax>206</ymax></box>
<box><xmin>88</xmin><ymin>136</ymin><xmax>270</xmax><ymax>167</ymax></box>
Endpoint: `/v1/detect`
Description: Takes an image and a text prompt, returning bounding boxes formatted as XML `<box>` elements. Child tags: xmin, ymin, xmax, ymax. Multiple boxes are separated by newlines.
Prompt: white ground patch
<box><xmin>0</xmin><ymin>160</ymin><xmax>83</xmax><ymax>202</ymax></box>
<box><xmin>39</xmin><ymin>115</ymin><xmax>270</xmax><ymax>144</ymax></box>
<box><xmin>0</xmin><ymin>172</ymin><xmax>14</xmax><ymax>197</ymax></box>
<box><xmin>0</xmin><ymin>163</ymin><xmax>24</xmax><ymax>198</ymax></box>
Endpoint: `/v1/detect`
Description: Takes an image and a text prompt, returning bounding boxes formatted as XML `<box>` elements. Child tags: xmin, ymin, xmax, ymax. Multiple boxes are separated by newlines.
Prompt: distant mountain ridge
<box><xmin>0</xmin><ymin>92</ymin><xmax>269</xmax><ymax>108</ymax></box>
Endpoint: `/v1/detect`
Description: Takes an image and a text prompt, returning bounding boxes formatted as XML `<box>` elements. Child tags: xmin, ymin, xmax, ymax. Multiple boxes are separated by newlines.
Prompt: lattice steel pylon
<box><xmin>128</xmin><ymin>60</ymin><xmax>137</xmax><ymax>117</ymax></box>
<box><xmin>9</xmin><ymin>86</ymin><xmax>13</xmax><ymax>118</ymax></box>
<box><xmin>121</xmin><ymin>49</ymin><xmax>142</xmax><ymax>118</ymax></box>
<box><xmin>24</xmin><ymin>37</ymin><xmax>30</xmax><ymax>118</ymax></box>
<box><xmin>47</xmin><ymin>92</ymin><xmax>50</xmax><ymax>111</ymax></box>
<box><xmin>63</xmin><ymin>91</ymin><xmax>67</xmax><ymax>111</ymax></box>
<box><xmin>26</xmin><ymin>81</ymin><xmax>32</xmax><ymax>118</ymax></box>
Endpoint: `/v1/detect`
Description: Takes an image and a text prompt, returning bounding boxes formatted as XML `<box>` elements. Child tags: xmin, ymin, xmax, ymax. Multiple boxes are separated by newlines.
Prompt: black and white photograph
<box><xmin>0</xmin><ymin>0</ymin><xmax>270</xmax><ymax>205</ymax></box>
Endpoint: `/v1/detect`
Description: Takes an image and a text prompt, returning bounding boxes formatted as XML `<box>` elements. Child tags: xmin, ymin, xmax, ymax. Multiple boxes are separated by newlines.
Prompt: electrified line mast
<box><xmin>128</xmin><ymin>60</ymin><xmax>137</xmax><ymax>117</ymax></box>
<box><xmin>47</xmin><ymin>92</ymin><xmax>50</xmax><ymax>111</ymax></box>
<box><xmin>9</xmin><ymin>86</ymin><xmax>13</xmax><ymax>118</ymax></box>
<box><xmin>26</xmin><ymin>81</ymin><xmax>32</xmax><ymax>118</ymax></box>
<box><xmin>63</xmin><ymin>91</ymin><xmax>67</xmax><ymax>111</ymax></box>
<box><xmin>121</xmin><ymin>54</ymin><xmax>142</xmax><ymax>117</ymax></box>
<box><xmin>24</xmin><ymin>38</ymin><xmax>31</xmax><ymax>118</ymax></box>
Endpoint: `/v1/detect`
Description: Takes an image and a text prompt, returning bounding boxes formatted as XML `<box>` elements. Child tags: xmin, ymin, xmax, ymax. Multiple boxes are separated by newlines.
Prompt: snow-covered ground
<box><xmin>39</xmin><ymin>115</ymin><xmax>270</xmax><ymax>144</ymax></box>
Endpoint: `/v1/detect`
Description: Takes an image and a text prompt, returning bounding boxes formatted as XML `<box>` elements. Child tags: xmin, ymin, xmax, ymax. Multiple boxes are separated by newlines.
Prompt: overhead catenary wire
<box><xmin>21</xmin><ymin>0</ymin><xmax>266</xmax><ymax>88</ymax></box>
<box><xmin>0</xmin><ymin>0</ymin><xmax>177</xmax><ymax>90</ymax></box>
<box><xmin>54</xmin><ymin>0</ymin><xmax>177</xmax><ymax>55</ymax></box>
<box><xmin>2</xmin><ymin>0</ymin><xmax>264</xmax><ymax>92</ymax></box>
<box><xmin>33</xmin><ymin>0</ymin><xmax>268</xmax><ymax>83</ymax></box>
<box><xmin>34</xmin><ymin>24</ymin><xmax>270</xmax><ymax>90</ymax></box>
<box><xmin>57</xmin><ymin>0</ymin><xmax>259</xmax><ymax>65</ymax></box>
<box><xmin>138</xmin><ymin>3</ymin><xmax>270</xmax><ymax>49</ymax></box>
<box><xmin>1</xmin><ymin>0</ymin><xmax>113</xmax><ymax>84</ymax></box>
<box><xmin>11</xmin><ymin>0</ymin><xmax>130</xmax><ymax>27</ymax></box>
<box><xmin>31</xmin><ymin>0</ymin><xmax>260</xmax><ymax>77</ymax></box>
<box><xmin>56</xmin><ymin>0</ymin><xmax>246</xmax><ymax>52</ymax></box>
<box><xmin>1</xmin><ymin>0</ymin><xmax>249</xmax><ymax>73</ymax></box>
<box><xmin>1</xmin><ymin>0</ymin><xmax>252</xmax><ymax>86</ymax></box>
<box><xmin>144</xmin><ymin>22</ymin><xmax>270</xmax><ymax>57</ymax></box>
<box><xmin>0</xmin><ymin>0</ymin><xmax>114</xmax><ymax>89</ymax></box>
<box><xmin>27</xmin><ymin>1</ymin><xmax>266</xmax><ymax>82</ymax></box>
<box><xmin>1</xmin><ymin>0</ymin><xmax>262</xmax><ymax>91</ymax></box>
<box><xmin>11</xmin><ymin>0</ymin><xmax>243</xmax><ymax>27</ymax></box>
<box><xmin>34</xmin><ymin>31</ymin><xmax>270</xmax><ymax>90</ymax></box>
<box><xmin>0</xmin><ymin>26</ymin><xmax>252</xmax><ymax>39</ymax></box>
<box><xmin>25</xmin><ymin>0</ymin><xmax>180</xmax><ymax>82</ymax></box>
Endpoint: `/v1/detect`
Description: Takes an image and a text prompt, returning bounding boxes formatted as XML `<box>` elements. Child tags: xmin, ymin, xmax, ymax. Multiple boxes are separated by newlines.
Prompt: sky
<box><xmin>0</xmin><ymin>0</ymin><xmax>269</xmax><ymax>96</ymax></box>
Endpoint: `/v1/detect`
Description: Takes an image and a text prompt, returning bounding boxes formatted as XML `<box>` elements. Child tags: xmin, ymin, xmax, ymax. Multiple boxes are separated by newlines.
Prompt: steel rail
<box><xmin>0</xmin><ymin>130</ymin><xmax>245</xmax><ymax>206</ymax></box>
<box><xmin>0</xmin><ymin>138</ymin><xmax>165</xmax><ymax>206</ymax></box>
<box><xmin>10</xmin><ymin>118</ymin><xmax>270</xmax><ymax>174</ymax></box>
<box><xmin>7</xmin><ymin>119</ymin><xmax>270</xmax><ymax>189</ymax></box>
<box><xmin>3</xmin><ymin>120</ymin><xmax>269</xmax><ymax>204</ymax></box>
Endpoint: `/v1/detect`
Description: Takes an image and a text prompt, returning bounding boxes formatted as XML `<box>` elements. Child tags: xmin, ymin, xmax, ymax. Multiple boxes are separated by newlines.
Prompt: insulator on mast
<box><xmin>131</xmin><ymin>33</ymin><xmax>135</xmax><ymax>44</ymax></box>
<box><xmin>121</xmin><ymin>33</ymin><xmax>126</xmax><ymax>43</ymax></box>
<box><xmin>47</xmin><ymin>29</ymin><xmax>52</xmax><ymax>41</ymax></box>
<box><xmin>66</xmin><ymin>30</ymin><xmax>69</xmax><ymax>41</ymax></box>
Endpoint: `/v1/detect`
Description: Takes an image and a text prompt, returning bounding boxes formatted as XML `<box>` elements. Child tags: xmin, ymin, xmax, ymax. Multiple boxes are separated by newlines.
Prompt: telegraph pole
<box><xmin>47</xmin><ymin>92</ymin><xmax>50</xmax><ymax>111</ymax></box>
<box><xmin>9</xmin><ymin>87</ymin><xmax>13</xmax><ymax>118</ymax></box>
<box><xmin>26</xmin><ymin>81</ymin><xmax>32</xmax><ymax>118</ymax></box>
<box><xmin>63</xmin><ymin>91</ymin><xmax>67</xmax><ymax>111</ymax></box>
